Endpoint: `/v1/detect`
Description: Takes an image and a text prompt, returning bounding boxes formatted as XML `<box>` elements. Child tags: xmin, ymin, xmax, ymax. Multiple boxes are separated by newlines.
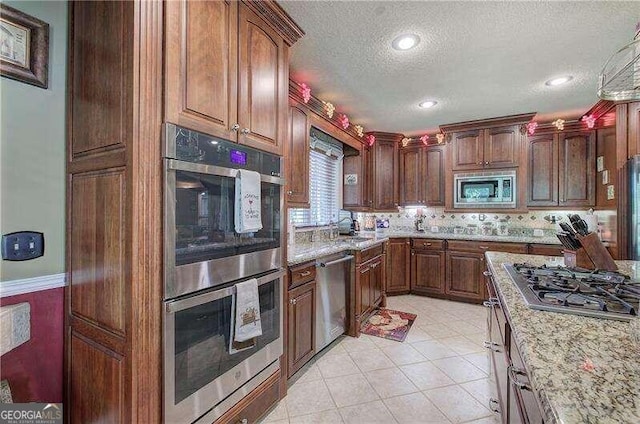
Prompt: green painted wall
<box><xmin>0</xmin><ymin>1</ymin><xmax>67</xmax><ymax>281</ymax></box>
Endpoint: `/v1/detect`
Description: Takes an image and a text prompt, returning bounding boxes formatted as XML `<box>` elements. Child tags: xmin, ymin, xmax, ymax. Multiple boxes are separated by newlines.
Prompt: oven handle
<box><xmin>165</xmin><ymin>269</ymin><xmax>286</xmax><ymax>314</ymax></box>
<box><xmin>167</xmin><ymin>159</ymin><xmax>285</xmax><ymax>186</ymax></box>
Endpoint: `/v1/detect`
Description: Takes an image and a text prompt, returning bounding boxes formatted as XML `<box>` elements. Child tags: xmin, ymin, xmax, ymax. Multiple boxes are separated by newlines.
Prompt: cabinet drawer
<box><xmin>216</xmin><ymin>371</ymin><xmax>281</xmax><ymax>424</ymax></box>
<box><xmin>289</xmin><ymin>262</ymin><xmax>316</xmax><ymax>289</ymax></box>
<box><xmin>357</xmin><ymin>243</ymin><xmax>385</xmax><ymax>264</ymax></box>
<box><xmin>528</xmin><ymin>243</ymin><xmax>564</xmax><ymax>256</ymax></box>
<box><xmin>447</xmin><ymin>240</ymin><xmax>527</xmax><ymax>254</ymax></box>
<box><xmin>411</xmin><ymin>238</ymin><xmax>445</xmax><ymax>251</ymax></box>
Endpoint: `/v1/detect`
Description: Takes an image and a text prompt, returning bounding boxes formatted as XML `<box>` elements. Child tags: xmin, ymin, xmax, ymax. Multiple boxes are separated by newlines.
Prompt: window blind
<box><xmin>290</xmin><ymin>133</ymin><xmax>343</xmax><ymax>227</ymax></box>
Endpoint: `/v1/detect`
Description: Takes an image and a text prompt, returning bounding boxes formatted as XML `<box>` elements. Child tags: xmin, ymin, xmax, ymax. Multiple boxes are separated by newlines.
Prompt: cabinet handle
<box><xmin>483</xmin><ymin>271</ymin><xmax>492</xmax><ymax>277</ymax></box>
<box><xmin>290</xmin><ymin>298</ymin><xmax>297</xmax><ymax>305</ymax></box>
<box><xmin>483</xmin><ymin>341</ymin><xmax>499</xmax><ymax>350</ymax></box>
<box><xmin>509</xmin><ymin>365</ymin><xmax>532</xmax><ymax>391</ymax></box>
<box><xmin>489</xmin><ymin>398</ymin><xmax>501</xmax><ymax>414</ymax></box>
<box><xmin>406</xmin><ymin>241</ymin><xmax>410</xmax><ymax>245</ymax></box>
<box><xmin>483</xmin><ymin>300</ymin><xmax>492</xmax><ymax>308</ymax></box>
<box><xmin>479</xmin><ymin>245</ymin><xmax>489</xmax><ymax>250</ymax></box>
<box><xmin>300</xmin><ymin>270</ymin><xmax>311</xmax><ymax>277</ymax></box>
<box><xmin>238</xmin><ymin>419</ymin><xmax>248</xmax><ymax>424</ymax></box>
<box><xmin>241</xmin><ymin>128</ymin><xmax>251</xmax><ymax>134</ymax></box>
<box><xmin>425</xmin><ymin>242</ymin><xmax>432</xmax><ymax>246</ymax></box>
<box><xmin>231</xmin><ymin>123</ymin><xmax>240</xmax><ymax>131</ymax></box>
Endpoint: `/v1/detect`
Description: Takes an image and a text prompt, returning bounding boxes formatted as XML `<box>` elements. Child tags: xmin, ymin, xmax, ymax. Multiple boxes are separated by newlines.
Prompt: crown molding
<box><xmin>440</xmin><ymin>112</ymin><xmax>537</xmax><ymax>134</ymax></box>
<box><xmin>242</xmin><ymin>0</ymin><xmax>305</xmax><ymax>46</ymax></box>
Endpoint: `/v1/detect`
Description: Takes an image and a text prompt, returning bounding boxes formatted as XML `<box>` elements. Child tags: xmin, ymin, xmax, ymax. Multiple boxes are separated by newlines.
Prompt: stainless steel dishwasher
<box><xmin>315</xmin><ymin>252</ymin><xmax>354</xmax><ymax>351</ymax></box>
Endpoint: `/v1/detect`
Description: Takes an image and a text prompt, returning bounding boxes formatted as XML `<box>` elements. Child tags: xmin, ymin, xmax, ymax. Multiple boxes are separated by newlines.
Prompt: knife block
<box><xmin>563</xmin><ymin>233</ymin><xmax>618</xmax><ymax>271</ymax></box>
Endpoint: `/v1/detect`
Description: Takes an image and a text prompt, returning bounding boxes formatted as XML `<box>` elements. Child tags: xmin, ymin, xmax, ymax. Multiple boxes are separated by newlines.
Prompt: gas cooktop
<box><xmin>504</xmin><ymin>263</ymin><xmax>640</xmax><ymax>321</ymax></box>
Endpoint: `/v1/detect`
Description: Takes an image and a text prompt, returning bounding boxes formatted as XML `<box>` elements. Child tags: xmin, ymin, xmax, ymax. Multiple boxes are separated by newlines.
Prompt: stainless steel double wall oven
<box><xmin>163</xmin><ymin>124</ymin><xmax>285</xmax><ymax>424</ymax></box>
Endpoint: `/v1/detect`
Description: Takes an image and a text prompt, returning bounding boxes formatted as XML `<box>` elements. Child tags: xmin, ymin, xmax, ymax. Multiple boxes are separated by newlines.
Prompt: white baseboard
<box><xmin>0</xmin><ymin>273</ymin><xmax>66</xmax><ymax>298</ymax></box>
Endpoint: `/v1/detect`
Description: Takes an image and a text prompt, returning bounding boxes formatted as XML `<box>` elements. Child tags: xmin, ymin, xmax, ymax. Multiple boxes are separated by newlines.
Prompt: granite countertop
<box><xmin>485</xmin><ymin>252</ymin><xmax>640</xmax><ymax>424</ymax></box>
<box><xmin>287</xmin><ymin>236</ymin><xmax>388</xmax><ymax>266</ymax></box>
<box><xmin>287</xmin><ymin>230</ymin><xmax>562</xmax><ymax>265</ymax></box>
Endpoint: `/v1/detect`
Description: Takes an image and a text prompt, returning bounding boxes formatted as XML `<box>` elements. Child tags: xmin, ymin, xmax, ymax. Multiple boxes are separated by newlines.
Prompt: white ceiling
<box><xmin>279</xmin><ymin>1</ymin><xmax>639</xmax><ymax>135</ymax></box>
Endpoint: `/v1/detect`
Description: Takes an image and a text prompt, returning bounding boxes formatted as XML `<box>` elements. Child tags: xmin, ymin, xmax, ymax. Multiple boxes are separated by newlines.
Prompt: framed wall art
<box><xmin>0</xmin><ymin>4</ymin><xmax>49</xmax><ymax>88</ymax></box>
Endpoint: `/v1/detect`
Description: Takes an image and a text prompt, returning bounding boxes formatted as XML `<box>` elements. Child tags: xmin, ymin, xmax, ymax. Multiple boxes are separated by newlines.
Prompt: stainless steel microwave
<box><xmin>454</xmin><ymin>170</ymin><xmax>516</xmax><ymax>208</ymax></box>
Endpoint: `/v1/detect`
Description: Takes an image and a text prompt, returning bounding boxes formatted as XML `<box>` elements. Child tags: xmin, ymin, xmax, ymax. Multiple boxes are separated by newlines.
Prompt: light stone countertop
<box><xmin>485</xmin><ymin>252</ymin><xmax>640</xmax><ymax>424</ymax></box>
<box><xmin>287</xmin><ymin>230</ymin><xmax>561</xmax><ymax>266</ymax></box>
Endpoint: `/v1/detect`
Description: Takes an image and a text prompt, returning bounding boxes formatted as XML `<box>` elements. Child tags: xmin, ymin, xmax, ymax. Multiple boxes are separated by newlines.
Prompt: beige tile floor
<box><xmin>261</xmin><ymin>295</ymin><xmax>501</xmax><ymax>424</ymax></box>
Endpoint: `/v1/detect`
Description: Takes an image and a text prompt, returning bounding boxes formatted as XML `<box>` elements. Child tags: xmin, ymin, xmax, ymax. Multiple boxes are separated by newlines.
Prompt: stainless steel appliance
<box><xmin>164</xmin><ymin>269</ymin><xmax>285</xmax><ymax>424</ymax></box>
<box><xmin>629</xmin><ymin>155</ymin><xmax>640</xmax><ymax>260</ymax></box>
<box><xmin>164</xmin><ymin>124</ymin><xmax>284</xmax><ymax>299</ymax></box>
<box><xmin>454</xmin><ymin>170</ymin><xmax>516</xmax><ymax>208</ymax></box>
<box><xmin>315</xmin><ymin>253</ymin><xmax>353</xmax><ymax>351</ymax></box>
<box><xmin>504</xmin><ymin>263</ymin><xmax>639</xmax><ymax>321</ymax></box>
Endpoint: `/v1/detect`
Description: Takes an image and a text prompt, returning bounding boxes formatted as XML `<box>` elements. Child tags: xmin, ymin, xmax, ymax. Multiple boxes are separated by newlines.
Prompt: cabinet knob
<box><xmin>300</xmin><ymin>271</ymin><xmax>311</xmax><ymax>277</ymax></box>
<box><xmin>287</xmin><ymin>190</ymin><xmax>293</xmax><ymax>195</ymax></box>
<box><xmin>290</xmin><ymin>298</ymin><xmax>297</xmax><ymax>305</ymax></box>
<box><xmin>241</xmin><ymin>128</ymin><xmax>251</xmax><ymax>134</ymax></box>
<box><xmin>231</xmin><ymin>123</ymin><xmax>240</xmax><ymax>131</ymax></box>
<box><xmin>483</xmin><ymin>271</ymin><xmax>492</xmax><ymax>277</ymax></box>
<box><xmin>406</xmin><ymin>241</ymin><xmax>410</xmax><ymax>245</ymax></box>
<box><xmin>485</xmin><ymin>161</ymin><xmax>489</xmax><ymax>165</ymax></box>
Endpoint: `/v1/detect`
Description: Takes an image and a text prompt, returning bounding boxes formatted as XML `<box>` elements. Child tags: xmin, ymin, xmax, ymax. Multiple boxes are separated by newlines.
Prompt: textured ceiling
<box><xmin>279</xmin><ymin>1</ymin><xmax>639</xmax><ymax>135</ymax></box>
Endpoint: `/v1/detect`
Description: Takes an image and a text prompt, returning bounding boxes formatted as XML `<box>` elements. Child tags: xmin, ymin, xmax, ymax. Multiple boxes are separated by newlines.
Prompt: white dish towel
<box><xmin>235</xmin><ymin>169</ymin><xmax>262</xmax><ymax>233</ymax></box>
<box><xmin>234</xmin><ymin>278</ymin><xmax>262</xmax><ymax>342</ymax></box>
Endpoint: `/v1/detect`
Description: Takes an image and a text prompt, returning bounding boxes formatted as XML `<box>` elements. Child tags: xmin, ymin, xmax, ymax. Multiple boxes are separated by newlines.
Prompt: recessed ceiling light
<box><xmin>545</xmin><ymin>76</ymin><xmax>574</xmax><ymax>86</ymax></box>
<box><xmin>418</xmin><ymin>100</ymin><xmax>438</xmax><ymax>109</ymax></box>
<box><xmin>392</xmin><ymin>34</ymin><xmax>420</xmax><ymax>51</ymax></box>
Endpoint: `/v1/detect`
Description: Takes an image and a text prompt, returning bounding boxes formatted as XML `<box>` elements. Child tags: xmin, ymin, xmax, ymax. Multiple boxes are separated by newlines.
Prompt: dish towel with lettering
<box><xmin>235</xmin><ymin>169</ymin><xmax>262</xmax><ymax>233</ymax></box>
<box><xmin>234</xmin><ymin>278</ymin><xmax>262</xmax><ymax>342</ymax></box>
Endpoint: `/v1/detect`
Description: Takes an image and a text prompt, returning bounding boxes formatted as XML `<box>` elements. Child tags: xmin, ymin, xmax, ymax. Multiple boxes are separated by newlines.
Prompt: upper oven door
<box><xmin>165</xmin><ymin>159</ymin><xmax>283</xmax><ymax>299</ymax></box>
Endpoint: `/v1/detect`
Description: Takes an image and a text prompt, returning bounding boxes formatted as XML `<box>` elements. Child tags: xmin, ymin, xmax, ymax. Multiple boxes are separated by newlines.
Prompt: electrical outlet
<box><xmin>1</xmin><ymin>231</ymin><xmax>44</xmax><ymax>261</ymax></box>
<box><xmin>607</xmin><ymin>185</ymin><xmax>615</xmax><ymax>200</ymax></box>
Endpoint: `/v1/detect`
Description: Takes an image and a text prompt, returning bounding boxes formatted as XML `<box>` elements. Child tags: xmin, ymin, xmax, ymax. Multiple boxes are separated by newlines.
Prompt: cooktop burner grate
<box><xmin>503</xmin><ymin>263</ymin><xmax>640</xmax><ymax>321</ymax></box>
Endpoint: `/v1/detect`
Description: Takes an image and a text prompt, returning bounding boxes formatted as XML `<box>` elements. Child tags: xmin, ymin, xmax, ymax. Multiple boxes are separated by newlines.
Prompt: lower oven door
<box><xmin>164</xmin><ymin>269</ymin><xmax>284</xmax><ymax>424</ymax></box>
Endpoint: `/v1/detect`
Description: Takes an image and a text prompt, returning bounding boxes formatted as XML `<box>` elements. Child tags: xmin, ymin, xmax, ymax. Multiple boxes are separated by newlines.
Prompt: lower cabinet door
<box><xmin>410</xmin><ymin>250</ymin><xmax>446</xmax><ymax>295</ymax></box>
<box><xmin>287</xmin><ymin>282</ymin><xmax>316</xmax><ymax>377</ymax></box>
<box><xmin>386</xmin><ymin>239</ymin><xmax>410</xmax><ymax>294</ymax></box>
<box><xmin>358</xmin><ymin>264</ymin><xmax>372</xmax><ymax>316</ymax></box>
<box><xmin>445</xmin><ymin>251</ymin><xmax>485</xmax><ymax>301</ymax></box>
<box><xmin>371</xmin><ymin>257</ymin><xmax>384</xmax><ymax>307</ymax></box>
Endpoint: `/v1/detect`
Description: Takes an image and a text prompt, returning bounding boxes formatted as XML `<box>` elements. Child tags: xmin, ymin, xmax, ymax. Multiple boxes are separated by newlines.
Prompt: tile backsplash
<box><xmin>354</xmin><ymin>207</ymin><xmax>617</xmax><ymax>241</ymax></box>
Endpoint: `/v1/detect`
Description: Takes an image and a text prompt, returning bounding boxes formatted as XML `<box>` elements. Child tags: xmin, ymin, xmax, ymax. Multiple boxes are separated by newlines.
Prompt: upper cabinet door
<box><xmin>372</xmin><ymin>139</ymin><xmax>399</xmax><ymax>210</ymax></box>
<box><xmin>238</xmin><ymin>5</ymin><xmax>287</xmax><ymax>155</ymax></box>
<box><xmin>165</xmin><ymin>0</ymin><xmax>238</xmax><ymax>141</ymax></box>
<box><xmin>424</xmin><ymin>146</ymin><xmax>445</xmax><ymax>205</ymax></box>
<box><xmin>527</xmin><ymin>134</ymin><xmax>558</xmax><ymax>207</ymax></box>
<box><xmin>484</xmin><ymin>125</ymin><xmax>520</xmax><ymax>168</ymax></box>
<box><xmin>452</xmin><ymin>130</ymin><xmax>483</xmax><ymax>170</ymax></box>
<box><xmin>286</xmin><ymin>103</ymin><xmax>310</xmax><ymax>207</ymax></box>
<box><xmin>399</xmin><ymin>147</ymin><xmax>422</xmax><ymax>205</ymax></box>
<box><xmin>559</xmin><ymin>132</ymin><xmax>595</xmax><ymax>207</ymax></box>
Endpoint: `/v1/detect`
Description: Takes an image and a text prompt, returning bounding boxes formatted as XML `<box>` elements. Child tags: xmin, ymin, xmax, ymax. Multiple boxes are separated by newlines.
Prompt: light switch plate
<box><xmin>602</xmin><ymin>170</ymin><xmax>609</xmax><ymax>185</ymax></box>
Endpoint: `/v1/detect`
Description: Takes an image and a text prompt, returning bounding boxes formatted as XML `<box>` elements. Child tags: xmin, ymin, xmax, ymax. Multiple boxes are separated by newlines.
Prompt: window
<box><xmin>290</xmin><ymin>129</ymin><xmax>343</xmax><ymax>226</ymax></box>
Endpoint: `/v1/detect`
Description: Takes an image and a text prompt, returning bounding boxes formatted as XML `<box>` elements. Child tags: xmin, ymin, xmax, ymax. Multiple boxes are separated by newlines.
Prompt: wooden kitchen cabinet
<box><xmin>166</xmin><ymin>0</ymin><xmax>297</xmax><ymax>155</ymax></box>
<box><xmin>352</xmin><ymin>244</ymin><xmax>386</xmax><ymax>336</ymax></box>
<box><xmin>527</xmin><ymin>134</ymin><xmax>558</xmax><ymax>207</ymax></box>
<box><xmin>165</xmin><ymin>0</ymin><xmax>238</xmax><ymax>141</ymax></box>
<box><xmin>411</xmin><ymin>249</ymin><xmax>446</xmax><ymax>296</ymax></box>
<box><xmin>286</xmin><ymin>102</ymin><xmax>310</xmax><ymax>207</ymax></box>
<box><xmin>287</xmin><ymin>281</ymin><xmax>316</xmax><ymax>377</ymax></box>
<box><xmin>559</xmin><ymin>131</ymin><xmax>596</xmax><ymax>207</ymax></box>
<box><xmin>528</xmin><ymin>131</ymin><xmax>595</xmax><ymax>208</ymax></box>
<box><xmin>399</xmin><ymin>146</ymin><xmax>422</xmax><ymax>205</ymax></box>
<box><xmin>386</xmin><ymin>238</ymin><xmax>411</xmax><ymax>294</ymax></box>
<box><xmin>446</xmin><ymin>251</ymin><xmax>485</xmax><ymax>301</ymax></box>
<box><xmin>399</xmin><ymin>145</ymin><xmax>444</xmax><ymax>206</ymax></box>
<box><xmin>371</xmin><ymin>133</ymin><xmax>400</xmax><ymax>210</ymax></box>
<box><xmin>343</xmin><ymin>145</ymin><xmax>372</xmax><ymax>210</ymax></box>
<box><xmin>452</xmin><ymin>125</ymin><xmax>521</xmax><ymax>170</ymax></box>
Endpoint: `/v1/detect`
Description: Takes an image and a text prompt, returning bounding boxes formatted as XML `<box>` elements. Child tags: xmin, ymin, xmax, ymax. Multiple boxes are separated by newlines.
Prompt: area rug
<box><xmin>360</xmin><ymin>308</ymin><xmax>417</xmax><ymax>342</ymax></box>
